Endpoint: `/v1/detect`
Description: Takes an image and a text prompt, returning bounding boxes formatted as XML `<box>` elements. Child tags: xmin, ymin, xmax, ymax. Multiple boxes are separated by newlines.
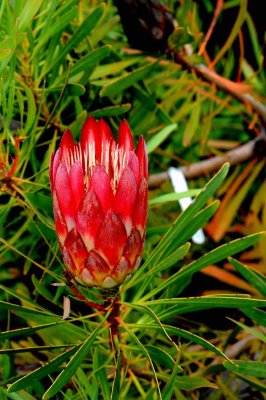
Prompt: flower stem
<box><xmin>64</xmin><ymin>270</ymin><xmax>106</xmax><ymax>311</ymax></box>
<box><xmin>103</xmin><ymin>288</ymin><xmax>121</xmax><ymax>360</ymax></box>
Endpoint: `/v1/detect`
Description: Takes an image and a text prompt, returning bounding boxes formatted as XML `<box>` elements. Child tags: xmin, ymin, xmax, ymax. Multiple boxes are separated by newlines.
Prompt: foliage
<box><xmin>0</xmin><ymin>1</ymin><xmax>265</xmax><ymax>399</ymax></box>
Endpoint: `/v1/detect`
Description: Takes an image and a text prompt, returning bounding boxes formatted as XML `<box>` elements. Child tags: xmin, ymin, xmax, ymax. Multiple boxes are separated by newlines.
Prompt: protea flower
<box><xmin>50</xmin><ymin>117</ymin><xmax>148</xmax><ymax>289</ymax></box>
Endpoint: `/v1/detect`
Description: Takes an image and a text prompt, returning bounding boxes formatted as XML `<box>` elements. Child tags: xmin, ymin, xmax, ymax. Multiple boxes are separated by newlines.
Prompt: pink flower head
<box><xmin>50</xmin><ymin>117</ymin><xmax>148</xmax><ymax>288</ymax></box>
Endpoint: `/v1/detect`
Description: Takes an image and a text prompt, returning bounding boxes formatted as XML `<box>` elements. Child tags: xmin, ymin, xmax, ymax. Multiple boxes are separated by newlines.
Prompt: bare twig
<box><xmin>198</xmin><ymin>0</ymin><xmax>224</xmax><ymax>56</ymax></box>
<box><xmin>148</xmin><ymin>134</ymin><xmax>266</xmax><ymax>187</ymax></box>
<box><xmin>174</xmin><ymin>54</ymin><xmax>266</xmax><ymax>127</ymax></box>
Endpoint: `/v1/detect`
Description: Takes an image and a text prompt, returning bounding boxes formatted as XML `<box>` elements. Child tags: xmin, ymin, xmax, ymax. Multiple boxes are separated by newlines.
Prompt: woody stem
<box><xmin>104</xmin><ymin>289</ymin><xmax>121</xmax><ymax>360</ymax></box>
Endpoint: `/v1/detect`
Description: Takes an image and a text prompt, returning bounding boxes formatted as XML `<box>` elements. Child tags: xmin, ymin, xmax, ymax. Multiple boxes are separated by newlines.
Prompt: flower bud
<box><xmin>50</xmin><ymin>117</ymin><xmax>148</xmax><ymax>288</ymax></box>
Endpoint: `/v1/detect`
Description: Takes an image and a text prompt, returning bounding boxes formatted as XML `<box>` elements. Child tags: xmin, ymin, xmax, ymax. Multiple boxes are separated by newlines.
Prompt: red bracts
<box><xmin>50</xmin><ymin>117</ymin><xmax>148</xmax><ymax>288</ymax></box>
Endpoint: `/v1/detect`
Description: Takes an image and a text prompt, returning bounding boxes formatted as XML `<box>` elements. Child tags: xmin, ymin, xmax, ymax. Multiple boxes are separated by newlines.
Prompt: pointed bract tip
<box><xmin>60</xmin><ymin>129</ymin><xmax>75</xmax><ymax>151</ymax></box>
<box><xmin>98</xmin><ymin>118</ymin><xmax>114</xmax><ymax>142</ymax></box>
<box><xmin>80</xmin><ymin>116</ymin><xmax>99</xmax><ymax>154</ymax></box>
<box><xmin>136</xmin><ymin>136</ymin><xmax>148</xmax><ymax>179</ymax></box>
<box><xmin>81</xmin><ymin>115</ymin><xmax>97</xmax><ymax>135</ymax></box>
<box><xmin>118</xmin><ymin>119</ymin><xmax>134</xmax><ymax>151</ymax></box>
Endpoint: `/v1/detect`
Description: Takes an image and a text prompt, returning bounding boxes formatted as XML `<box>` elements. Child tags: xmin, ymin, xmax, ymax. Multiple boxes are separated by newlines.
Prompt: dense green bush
<box><xmin>0</xmin><ymin>1</ymin><xmax>265</xmax><ymax>399</ymax></box>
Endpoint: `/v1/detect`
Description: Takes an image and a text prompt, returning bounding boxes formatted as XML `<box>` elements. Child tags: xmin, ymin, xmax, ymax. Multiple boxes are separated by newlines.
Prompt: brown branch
<box><xmin>149</xmin><ymin>51</ymin><xmax>266</xmax><ymax>186</ymax></box>
<box><xmin>198</xmin><ymin>0</ymin><xmax>224</xmax><ymax>56</ymax></box>
<box><xmin>148</xmin><ymin>134</ymin><xmax>266</xmax><ymax>187</ymax></box>
<box><xmin>174</xmin><ymin>54</ymin><xmax>266</xmax><ymax>127</ymax></box>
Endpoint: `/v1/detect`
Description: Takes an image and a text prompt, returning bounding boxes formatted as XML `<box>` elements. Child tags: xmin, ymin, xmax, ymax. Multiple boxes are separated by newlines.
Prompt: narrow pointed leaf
<box><xmin>146</xmin><ymin>345</ymin><xmax>176</xmax><ymax>369</ymax></box>
<box><xmin>142</xmin><ymin>232</ymin><xmax>265</xmax><ymax>300</ymax></box>
<box><xmin>8</xmin><ymin>345</ymin><xmax>81</xmax><ymax>393</ymax></box>
<box><xmin>129</xmin><ymin>201</ymin><xmax>220</xmax><ymax>289</ymax></box>
<box><xmin>142</xmin><ymin>295</ymin><xmax>266</xmax><ymax>309</ymax></box>
<box><xmin>224</xmin><ymin>360</ymin><xmax>266</xmax><ymax>378</ymax></box>
<box><xmin>227</xmin><ymin>318</ymin><xmax>266</xmax><ymax>343</ymax></box>
<box><xmin>162</xmin><ymin>362</ymin><xmax>185</xmax><ymax>400</ymax></box>
<box><xmin>0</xmin><ymin>322</ymin><xmax>64</xmax><ymax>341</ymax></box>
<box><xmin>146</xmin><ymin>124</ymin><xmax>177</xmax><ymax>154</ymax></box>
<box><xmin>132</xmin><ymin>243</ymin><xmax>190</xmax><ymax>293</ymax></box>
<box><xmin>110</xmin><ymin>354</ymin><xmax>121</xmax><ymax>400</ymax></box>
<box><xmin>149</xmin><ymin>190</ymin><xmax>200</xmax><ymax>206</ymax></box>
<box><xmin>129</xmin><ymin>323</ymin><xmax>233</xmax><ymax>363</ymax></box>
<box><xmin>229</xmin><ymin>257</ymin><xmax>266</xmax><ymax>297</ymax></box>
<box><xmin>43</xmin><ymin>322</ymin><xmax>105</xmax><ymax>399</ymax></box>
<box><xmin>241</xmin><ymin>308</ymin><xmax>266</xmax><ymax>327</ymax></box>
<box><xmin>42</xmin><ymin>4</ymin><xmax>105</xmax><ymax>76</ymax></box>
<box><xmin>121</xmin><ymin>322</ymin><xmax>162</xmax><ymax>400</ymax></box>
<box><xmin>18</xmin><ymin>0</ymin><xmax>43</xmax><ymax>32</ymax></box>
<box><xmin>100</xmin><ymin>61</ymin><xmax>158</xmax><ymax>97</ymax></box>
<box><xmin>129</xmin><ymin>164</ymin><xmax>229</xmax><ymax>286</ymax></box>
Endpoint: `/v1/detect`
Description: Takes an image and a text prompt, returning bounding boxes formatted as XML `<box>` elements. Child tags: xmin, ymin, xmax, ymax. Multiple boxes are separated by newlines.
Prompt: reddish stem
<box><xmin>64</xmin><ymin>270</ymin><xmax>105</xmax><ymax>311</ymax></box>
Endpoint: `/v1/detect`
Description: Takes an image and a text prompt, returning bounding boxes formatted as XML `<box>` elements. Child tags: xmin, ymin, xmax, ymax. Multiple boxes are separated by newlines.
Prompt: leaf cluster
<box><xmin>0</xmin><ymin>1</ymin><xmax>265</xmax><ymax>399</ymax></box>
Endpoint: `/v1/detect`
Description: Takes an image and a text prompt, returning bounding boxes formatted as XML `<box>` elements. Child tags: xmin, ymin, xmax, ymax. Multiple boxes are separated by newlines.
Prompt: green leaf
<box><xmin>229</xmin><ymin>257</ymin><xmax>266</xmax><ymax>297</ymax></box>
<box><xmin>18</xmin><ymin>0</ymin><xmax>43</xmax><ymax>32</ymax></box>
<box><xmin>145</xmin><ymin>387</ymin><xmax>159</xmax><ymax>400</ymax></box>
<box><xmin>246</xmin><ymin>13</ymin><xmax>262</xmax><ymax>68</ymax></box>
<box><xmin>128</xmin><ymin>304</ymin><xmax>180</xmax><ymax>359</ymax></box>
<box><xmin>0</xmin><ymin>238</ymin><xmax>61</xmax><ymax>281</ymax></box>
<box><xmin>164</xmin><ymin>324</ymin><xmax>233</xmax><ymax>363</ymax></box>
<box><xmin>32</xmin><ymin>275</ymin><xmax>54</xmax><ymax>301</ymax></box>
<box><xmin>0</xmin><ymin>300</ymin><xmax>55</xmax><ymax>317</ymax></box>
<box><xmin>146</xmin><ymin>345</ymin><xmax>175</xmax><ymax>369</ymax></box>
<box><xmin>31</xmin><ymin>7</ymin><xmax>78</xmax><ymax>57</ymax></box>
<box><xmin>0</xmin><ymin>46</ymin><xmax>12</xmax><ymax>62</ymax></box>
<box><xmin>8</xmin><ymin>345</ymin><xmax>81</xmax><ymax>393</ymax></box>
<box><xmin>94</xmin><ymin>351</ymin><xmax>111</xmax><ymax>400</ymax></box>
<box><xmin>142</xmin><ymin>232</ymin><xmax>265</xmax><ymax>300</ymax></box>
<box><xmin>100</xmin><ymin>61</ymin><xmax>158</xmax><ymax>97</ymax></box>
<box><xmin>149</xmin><ymin>190</ymin><xmax>200</xmax><ymax>206</ymax></box>
<box><xmin>163</xmin><ymin>200</ymin><xmax>220</xmax><ymax>258</ymax></box>
<box><xmin>212</xmin><ymin>0</ymin><xmax>248</xmax><ymax>66</ymax></box>
<box><xmin>23</xmin><ymin>85</ymin><xmax>36</xmax><ymax>134</ymax></box>
<box><xmin>69</xmin><ymin>83</ymin><xmax>86</xmax><ymax>96</ymax></box>
<box><xmin>129</xmin><ymin>323</ymin><xmax>233</xmax><ymax>363</ymax></box>
<box><xmin>0</xmin><ymin>284</ymin><xmax>55</xmax><ymax>312</ymax></box>
<box><xmin>0</xmin><ymin>196</ymin><xmax>15</xmax><ymax>227</ymax></box>
<box><xmin>142</xmin><ymin>295</ymin><xmax>266</xmax><ymax>309</ymax></box>
<box><xmin>91</xmin><ymin>57</ymin><xmax>142</xmax><ymax>80</ymax></box>
<box><xmin>74</xmin><ymin>367</ymin><xmax>94</xmax><ymax>399</ymax></box>
<box><xmin>182</xmin><ymin>101</ymin><xmax>201</xmax><ymax>147</ymax></box>
<box><xmin>168</xmin><ymin>27</ymin><xmax>194</xmax><ymax>51</ymax></box>
<box><xmin>0</xmin><ymin>322</ymin><xmax>63</xmax><ymax>341</ymax></box>
<box><xmin>41</xmin><ymin>3</ymin><xmax>105</xmax><ymax>76</ymax></box>
<box><xmin>224</xmin><ymin>360</ymin><xmax>266</xmax><ymax>378</ymax></box>
<box><xmin>58</xmin><ymin>45</ymin><xmax>111</xmax><ymax>84</ymax></box>
<box><xmin>131</xmin><ymin>243</ymin><xmax>190</xmax><ymax>293</ymax></box>
<box><xmin>0</xmin><ymin>344</ymin><xmax>75</xmax><ymax>355</ymax></box>
<box><xmin>130</xmin><ymin>243</ymin><xmax>190</xmax><ymax>300</ymax></box>
<box><xmin>22</xmin><ymin>192</ymin><xmax>53</xmax><ymax>228</ymax></box>
<box><xmin>129</xmin><ymin>164</ymin><xmax>229</xmax><ymax>288</ymax></box>
<box><xmin>173</xmin><ymin>376</ymin><xmax>217</xmax><ymax>390</ymax></box>
<box><xmin>89</xmin><ymin>103</ymin><xmax>132</xmax><ymax>118</ymax></box>
<box><xmin>42</xmin><ymin>322</ymin><xmax>105</xmax><ymax>399</ymax></box>
<box><xmin>121</xmin><ymin>323</ymin><xmax>162</xmax><ymax>400</ymax></box>
<box><xmin>161</xmin><ymin>362</ymin><xmax>183</xmax><ymax>400</ymax></box>
<box><xmin>110</xmin><ymin>354</ymin><xmax>121</xmax><ymax>400</ymax></box>
<box><xmin>128</xmin><ymin>200</ymin><xmax>220</xmax><ymax>291</ymax></box>
<box><xmin>227</xmin><ymin>318</ymin><xmax>266</xmax><ymax>343</ymax></box>
<box><xmin>146</xmin><ymin>124</ymin><xmax>177</xmax><ymax>154</ymax></box>
<box><xmin>135</xmin><ymin>87</ymin><xmax>173</xmax><ymax>125</ymax></box>
<box><xmin>7</xmin><ymin>390</ymin><xmax>37</xmax><ymax>400</ymax></box>
<box><xmin>241</xmin><ymin>308</ymin><xmax>266</xmax><ymax>327</ymax></box>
